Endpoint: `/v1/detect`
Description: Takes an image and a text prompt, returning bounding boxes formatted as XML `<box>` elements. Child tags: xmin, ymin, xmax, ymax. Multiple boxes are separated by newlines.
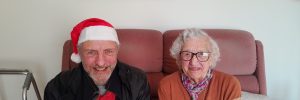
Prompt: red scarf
<box><xmin>97</xmin><ymin>91</ymin><xmax>115</xmax><ymax>100</ymax></box>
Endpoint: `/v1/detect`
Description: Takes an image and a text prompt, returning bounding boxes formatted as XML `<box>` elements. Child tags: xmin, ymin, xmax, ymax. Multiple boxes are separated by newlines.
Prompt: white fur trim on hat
<box><xmin>77</xmin><ymin>26</ymin><xmax>119</xmax><ymax>45</ymax></box>
<box><xmin>71</xmin><ymin>53</ymin><xmax>81</xmax><ymax>63</ymax></box>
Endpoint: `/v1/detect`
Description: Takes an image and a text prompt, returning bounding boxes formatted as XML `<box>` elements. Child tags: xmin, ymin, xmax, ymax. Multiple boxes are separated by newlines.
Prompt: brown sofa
<box><xmin>61</xmin><ymin>29</ymin><xmax>267</xmax><ymax>99</ymax></box>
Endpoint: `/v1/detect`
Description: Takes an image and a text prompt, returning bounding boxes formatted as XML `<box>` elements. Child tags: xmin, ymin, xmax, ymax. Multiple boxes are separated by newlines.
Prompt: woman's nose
<box><xmin>190</xmin><ymin>55</ymin><xmax>199</xmax><ymax>65</ymax></box>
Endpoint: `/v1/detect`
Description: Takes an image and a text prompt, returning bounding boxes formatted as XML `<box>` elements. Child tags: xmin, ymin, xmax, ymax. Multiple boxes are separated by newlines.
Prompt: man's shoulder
<box><xmin>44</xmin><ymin>67</ymin><xmax>84</xmax><ymax>99</ymax></box>
<box><xmin>46</xmin><ymin>67</ymin><xmax>82</xmax><ymax>89</ymax></box>
<box><xmin>117</xmin><ymin>61</ymin><xmax>148</xmax><ymax>84</ymax></box>
<box><xmin>116</xmin><ymin>61</ymin><xmax>151</xmax><ymax>100</ymax></box>
<box><xmin>117</xmin><ymin>61</ymin><xmax>146</xmax><ymax>76</ymax></box>
<box><xmin>57</xmin><ymin>67</ymin><xmax>82</xmax><ymax>81</ymax></box>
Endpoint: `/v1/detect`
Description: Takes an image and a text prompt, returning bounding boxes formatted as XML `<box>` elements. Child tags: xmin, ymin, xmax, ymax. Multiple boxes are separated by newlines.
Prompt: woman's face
<box><xmin>179</xmin><ymin>37</ymin><xmax>212</xmax><ymax>83</ymax></box>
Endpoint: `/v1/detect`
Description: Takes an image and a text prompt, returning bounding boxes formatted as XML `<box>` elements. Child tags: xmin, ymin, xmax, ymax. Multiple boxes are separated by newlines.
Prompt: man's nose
<box><xmin>95</xmin><ymin>53</ymin><xmax>106</xmax><ymax>66</ymax></box>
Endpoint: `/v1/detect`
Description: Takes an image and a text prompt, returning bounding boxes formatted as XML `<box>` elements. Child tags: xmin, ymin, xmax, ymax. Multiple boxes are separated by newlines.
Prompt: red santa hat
<box><xmin>70</xmin><ymin>18</ymin><xmax>119</xmax><ymax>63</ymax></box>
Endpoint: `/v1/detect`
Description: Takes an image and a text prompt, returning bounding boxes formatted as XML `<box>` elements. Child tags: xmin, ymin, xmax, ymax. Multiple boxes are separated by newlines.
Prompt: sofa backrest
<box><xmin>116</xmin><ymin>29</ymin><xmax>163</xmax><ymax>72</ymax></box>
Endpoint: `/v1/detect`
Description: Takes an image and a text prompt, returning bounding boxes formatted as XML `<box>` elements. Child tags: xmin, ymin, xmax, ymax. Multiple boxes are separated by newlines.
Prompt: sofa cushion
<box><xmin>241</xmin><ymin>91</ymin><xmax>269</xmax><ymax>100</ymax></box>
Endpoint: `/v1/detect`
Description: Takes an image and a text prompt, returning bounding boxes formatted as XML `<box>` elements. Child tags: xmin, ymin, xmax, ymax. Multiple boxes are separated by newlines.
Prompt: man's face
<box><xmin>78</xmin><ymin>40</ymin><xmax>118</xmax><ymax>85</ymax></box>
<box><xmin>179</xmin><ymin>37</ymin><xmax>212</xmax><ymax>83</ymax></box>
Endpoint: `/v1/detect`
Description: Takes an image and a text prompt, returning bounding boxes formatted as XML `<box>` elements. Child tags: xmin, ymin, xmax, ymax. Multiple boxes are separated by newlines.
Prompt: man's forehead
<box><xmin>79</xmin><ymin>40</ymin><xmax>118</xmax><ymax>49</ymax></box>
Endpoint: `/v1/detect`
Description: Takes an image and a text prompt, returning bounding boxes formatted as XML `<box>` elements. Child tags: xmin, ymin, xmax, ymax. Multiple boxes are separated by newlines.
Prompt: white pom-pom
<box><xmin>71</xmin><ymin>53</ymin><xmax>81</xmax><ymax>63</ymax></box>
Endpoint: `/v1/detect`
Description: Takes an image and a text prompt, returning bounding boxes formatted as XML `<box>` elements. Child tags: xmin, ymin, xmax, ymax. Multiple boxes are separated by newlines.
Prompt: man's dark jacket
<box><xmin>44</xmin><ymin>61</ymin><xmax>150</xmax><ymax>100</ymax></box>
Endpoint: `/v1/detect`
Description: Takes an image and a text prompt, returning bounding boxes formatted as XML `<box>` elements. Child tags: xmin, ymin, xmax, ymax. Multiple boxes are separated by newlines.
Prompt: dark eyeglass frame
<box><xmin>179</xmin><ymin>51</ymin><xmax>211</xmax><ymax>62</ymax></box>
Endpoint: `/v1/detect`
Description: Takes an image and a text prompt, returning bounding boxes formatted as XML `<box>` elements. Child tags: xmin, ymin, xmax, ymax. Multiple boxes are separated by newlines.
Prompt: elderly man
<box><xmin>44</xmin><ymin>18</ymin><xmax>150</xmax><ymax>100</ymax></box>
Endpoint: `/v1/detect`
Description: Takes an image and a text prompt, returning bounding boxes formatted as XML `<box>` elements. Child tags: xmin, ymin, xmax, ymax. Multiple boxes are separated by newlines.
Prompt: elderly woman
<box><xmin>158</xmin><ymin>29</ymin><xmax>241</xmax><ymax>100</ymax></box>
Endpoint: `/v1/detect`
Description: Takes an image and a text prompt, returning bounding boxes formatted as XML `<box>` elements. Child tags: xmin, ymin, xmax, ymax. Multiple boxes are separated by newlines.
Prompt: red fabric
<box><xmin>70</xmin><ymin>18</ymin><xmax>114</xmax><ymax>54</ymax></box>
<box><xmin>97</xmin><ymin>91</ymin><xmax>116</xmax><ymax>100</ymax></box>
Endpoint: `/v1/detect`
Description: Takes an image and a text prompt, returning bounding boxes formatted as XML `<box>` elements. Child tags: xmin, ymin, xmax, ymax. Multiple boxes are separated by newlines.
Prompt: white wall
<box><xmin>0</xmin><ymin>0</ymin><xmax>299</xmax><ymax>100</ymax></box>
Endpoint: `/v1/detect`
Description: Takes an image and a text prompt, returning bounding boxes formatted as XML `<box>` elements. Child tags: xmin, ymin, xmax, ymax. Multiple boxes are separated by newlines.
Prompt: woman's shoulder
<box><xmin>159</xmin><ymin>71</ymin><xmax>180</xmax><ymax>86</ymax></box>
<box><xmin>210</xmin><ymin>70</ymin><xmax>242</xmax><ymax>99</ymax></box>
<box><xmin>212</xmin><ymin>70</ymin><xmax>241</xmax><ymax>87</ymax></box>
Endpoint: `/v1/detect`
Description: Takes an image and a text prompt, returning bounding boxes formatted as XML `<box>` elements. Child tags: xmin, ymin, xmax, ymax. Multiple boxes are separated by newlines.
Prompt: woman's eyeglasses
<box><xmin>179</xmin><ymin>51</ymin><xmax>211</xmax><ymax>62</ymax></box>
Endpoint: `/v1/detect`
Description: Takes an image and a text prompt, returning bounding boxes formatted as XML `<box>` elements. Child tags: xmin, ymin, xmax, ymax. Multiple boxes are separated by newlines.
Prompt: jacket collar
<box><xmin>79</xmin><ymin>61</ymin><xmax>124</xmax><ymax>99</ymax></box>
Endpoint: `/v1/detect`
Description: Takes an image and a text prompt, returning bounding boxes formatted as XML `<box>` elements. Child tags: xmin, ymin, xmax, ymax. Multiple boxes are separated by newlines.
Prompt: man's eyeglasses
<box><xmin>179</xmin><ymin>51</ymin><xmax>210</xmax><ymax>62</ymax></box>
<box><xmin>83</xmin><ymin>49</ymin><xmax>117</xmax><ymax>57</ymax></box>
